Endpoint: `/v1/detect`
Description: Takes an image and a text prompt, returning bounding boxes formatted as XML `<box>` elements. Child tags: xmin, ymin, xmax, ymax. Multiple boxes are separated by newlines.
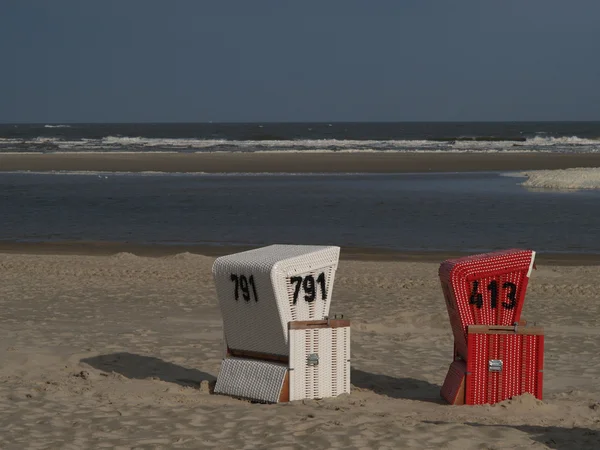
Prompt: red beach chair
<box><xmin>439</xmin><ymin>249</ymin><xmax>544</xmax><ymax>405</ymax></box>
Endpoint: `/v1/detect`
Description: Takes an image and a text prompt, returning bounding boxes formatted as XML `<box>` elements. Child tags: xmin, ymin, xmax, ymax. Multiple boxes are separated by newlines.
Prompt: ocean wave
<box><xmin>43</xmin><ymin>124</ymin><xmax>71</xmax><ymax>128</ymax></box>
<box><xmin>0</xmin><ymin>135</ymin><xmax>599</xmax><ymax>153</ymax></box>
<box><xmin>516</xmin><ymin>136</ymin><xmax>600</xmax><ymax>146</ymax></box>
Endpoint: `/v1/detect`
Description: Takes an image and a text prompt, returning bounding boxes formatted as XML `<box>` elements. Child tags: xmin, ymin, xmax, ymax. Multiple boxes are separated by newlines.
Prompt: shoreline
<box><xmin>2</xmin><ymin>151</ymin><xmax>600</xmax><ymax>173</ymax></box>
<box><xmin>1</xmin><ymin>240</ymin><xmax>599</xmax><ymax>265</ymax></box>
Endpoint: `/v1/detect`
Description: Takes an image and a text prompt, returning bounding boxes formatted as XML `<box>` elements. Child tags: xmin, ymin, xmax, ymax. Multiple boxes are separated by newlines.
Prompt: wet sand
<box><xmin>2</xmin><ymin>151</ymin><xmax>600</xmax><ymax>173</ymax></box>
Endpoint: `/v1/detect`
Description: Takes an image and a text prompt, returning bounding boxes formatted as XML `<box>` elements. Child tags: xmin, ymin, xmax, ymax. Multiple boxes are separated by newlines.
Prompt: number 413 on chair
<box><xmin>469</xmin><ymin>280</ymin><xmax>517</xmax><ymax>310</ymax></box>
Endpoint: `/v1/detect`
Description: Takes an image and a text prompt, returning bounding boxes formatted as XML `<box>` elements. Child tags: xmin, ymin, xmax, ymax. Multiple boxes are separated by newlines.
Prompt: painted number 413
<box><xmin>469</xmin><ymin>280</ymin><xmax>517</xmax><ymax>310</ymax></box>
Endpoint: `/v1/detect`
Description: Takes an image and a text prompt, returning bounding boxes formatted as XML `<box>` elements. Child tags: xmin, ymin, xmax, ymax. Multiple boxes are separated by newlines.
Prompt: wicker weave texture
<box><xmin>214</xmin><ymin>357</ymin><xmax>288</xmax><ymax>404</ymax></box>
<box><xmin>289</xmin><ymin>326</ymin><xmax>350</xmax><ymax>401</ymax></box>
<box><xmin>213</xmin><ymin>245</ymin><xmax>340</xmax><ymax>356</ymax></box>
<box><xmin>439</xmin><ymin>249</ymin><xmax>535</xmax><ymax>358</ymax></box>
<box><xmin>466</xmin><ymin>331</ymin><xmax>544</xmax><ymax>405</ymax></box>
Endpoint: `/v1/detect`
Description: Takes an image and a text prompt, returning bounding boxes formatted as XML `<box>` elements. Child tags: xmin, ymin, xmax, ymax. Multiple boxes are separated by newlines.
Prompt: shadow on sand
<box><xmin>351</xmin><ymin>368</ymin><xmax>444</xmax><ymax>404</ymax></box>
<box><xmin>424</xmin><ymin>421</ymin><xmax>599</xmax><ymax>450</ymax></box>
<box><xmin>81</xmin><ymin>352</ymin><xmax>216</xmax><ymax>388</ymax></box>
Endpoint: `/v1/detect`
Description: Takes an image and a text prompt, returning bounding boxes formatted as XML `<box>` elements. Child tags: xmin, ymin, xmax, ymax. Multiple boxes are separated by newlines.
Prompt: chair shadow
<box><xmin>81</xmin><ymin>352</ymin><xmax>216</xmax><ymax>388</ymax></box>
<box><xmin>424</xmin><ymin>421</ymin><xmax>600</xmax><ymax>450</ymax></box>
<box><xmin>351</xmin><ymin>368</ymin><xmax>444</xmax><ymax>404</ymax></box>
<box><xmin>513</xmin><ymin>424</ymin><xmax>599</xmax><ymax>450</ymax></box>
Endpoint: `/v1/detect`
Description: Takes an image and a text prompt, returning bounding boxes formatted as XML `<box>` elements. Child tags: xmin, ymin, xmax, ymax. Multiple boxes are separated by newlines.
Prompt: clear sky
<box><xmin>1</xmin><ymin>0</ymin><xmax>599</xmax><ymax>123</ymax></box>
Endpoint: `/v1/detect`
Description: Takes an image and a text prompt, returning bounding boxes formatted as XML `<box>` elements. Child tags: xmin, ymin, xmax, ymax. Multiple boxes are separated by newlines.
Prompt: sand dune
<box><xmin>1</xmin><ymin>252</ymin><xmax>599</xmax><ymax>448</ymax></box>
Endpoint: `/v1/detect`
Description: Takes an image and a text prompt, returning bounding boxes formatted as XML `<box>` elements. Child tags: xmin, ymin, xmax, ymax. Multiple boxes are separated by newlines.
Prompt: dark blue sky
<box><xmin>1</xmin><ymin>1</ymin><xmax>599</xmax><ymax>123</ymax></box>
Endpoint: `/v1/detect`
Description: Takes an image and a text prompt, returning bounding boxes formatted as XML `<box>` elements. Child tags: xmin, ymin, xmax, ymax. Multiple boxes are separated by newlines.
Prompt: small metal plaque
<box><xmin>488</xmin><ymin>359</ymin><xmax>503</xmax><ymax>372</ymax></box>
<box><xmin>325</xmin><ymin>314</ymin><xmax>345</xmax><ymax>320</ymax></box>
<box><xmin>307</xmin><ymin>353</ymin><xmax>319</xmax><ymax>366</ymax></box>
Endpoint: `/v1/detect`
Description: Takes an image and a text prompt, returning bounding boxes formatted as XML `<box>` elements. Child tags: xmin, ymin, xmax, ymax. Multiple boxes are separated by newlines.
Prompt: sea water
<box><xmin>2</xmin><ymin>171</ymin><xmax>599</xmax><ymax>254</ymax></box>
<box><xmin>1</xmin><ymin>121</ymin><xmax>600</xmax><ymax>154</ymax></box>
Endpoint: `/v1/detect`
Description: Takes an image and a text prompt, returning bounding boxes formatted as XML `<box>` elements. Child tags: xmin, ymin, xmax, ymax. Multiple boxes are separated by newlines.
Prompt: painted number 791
<box><xmin>289</xmin><ymin>272</ymin><xmax>327</xmax><ymax>305</ymax></box>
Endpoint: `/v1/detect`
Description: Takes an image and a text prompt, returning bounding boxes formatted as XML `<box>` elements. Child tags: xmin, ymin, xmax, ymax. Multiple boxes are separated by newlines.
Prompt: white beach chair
<box><xmin>212</xmin><ymin>244</ymin><xmax>351</xmax><ymax>403</ymax></box>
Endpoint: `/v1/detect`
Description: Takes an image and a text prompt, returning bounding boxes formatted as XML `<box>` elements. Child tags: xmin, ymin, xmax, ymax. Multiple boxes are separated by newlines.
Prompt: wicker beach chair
<box><xmin>212</xmin><ymin>244</ymin><xmax>351</xmax><ymax>403</ymax></box>
<box><xmin>439</xmin><ymin>249</ymin><xmax>544</xmax><ymax>405</ymax></box>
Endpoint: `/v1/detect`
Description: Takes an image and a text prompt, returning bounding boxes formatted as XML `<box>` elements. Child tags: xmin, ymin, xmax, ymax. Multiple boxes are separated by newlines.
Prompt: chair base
<box><xmin>441</xmin><ymin>325</ymin><xmax>544</xmax><ymax>405</ymax></box>
<box><xmin>215</xmin><ymin>320</ymin><xmax>351</xmax><ymax>403</ymax></box>
<box><xmin>441</xmin><ymin>360</ymin><xmax>466</xmax><ymax>405</ymax></box>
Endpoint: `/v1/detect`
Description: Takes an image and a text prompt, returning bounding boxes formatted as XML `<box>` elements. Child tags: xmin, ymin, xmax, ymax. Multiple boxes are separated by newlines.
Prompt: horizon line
<box><xmin>2</xmin><ymin>119</ymin><xmax>600</xmax><ymax>126</ymax></box>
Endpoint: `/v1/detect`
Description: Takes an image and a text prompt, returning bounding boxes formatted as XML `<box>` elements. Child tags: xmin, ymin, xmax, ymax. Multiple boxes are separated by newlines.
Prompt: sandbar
<box><xmin>2</xmin><ymin>151</ymin><xmax>600</xmax><ymax>173</ymax></box>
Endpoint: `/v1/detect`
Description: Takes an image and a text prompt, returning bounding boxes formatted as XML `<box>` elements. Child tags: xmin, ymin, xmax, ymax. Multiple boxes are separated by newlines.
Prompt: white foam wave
<box><xmin>101</xmin><ymin>136</ymin><xmax>227</xmax><ymax>148</ymax></box>
<box><xmin>515</xmin><ymin>136</ymin><xmax>600</xmax><ymax>146</ymax></box>
<box><xmin>43</xmin><ymin>124</ymin><xmax>71</xmax><ymax>128</ymax></box>
<box><xmin>518</xmin><ymin>167</ymin><xmax>600</xmax><ymax>190</ymax></box>
<box><xmin>99</xmin><ymin>136</ymin><xmax>437</xmax><ymax>149</ymax></box>
<box><xmin>1</xmin><ymin>135</ymin><xmax>599</xmax><ymax>153</ymax></box>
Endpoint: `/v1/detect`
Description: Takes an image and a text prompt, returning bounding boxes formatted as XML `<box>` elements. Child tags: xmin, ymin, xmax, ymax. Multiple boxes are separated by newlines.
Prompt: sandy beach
<box><xmin>1</xmin><ymin>249</ymin><xmax>599</xmax><ymax>449</ymax></box>
<box><xmin>2</xmin><ymin>151</ymin><xmax>600</xmax><ymax>173</ymax></box>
